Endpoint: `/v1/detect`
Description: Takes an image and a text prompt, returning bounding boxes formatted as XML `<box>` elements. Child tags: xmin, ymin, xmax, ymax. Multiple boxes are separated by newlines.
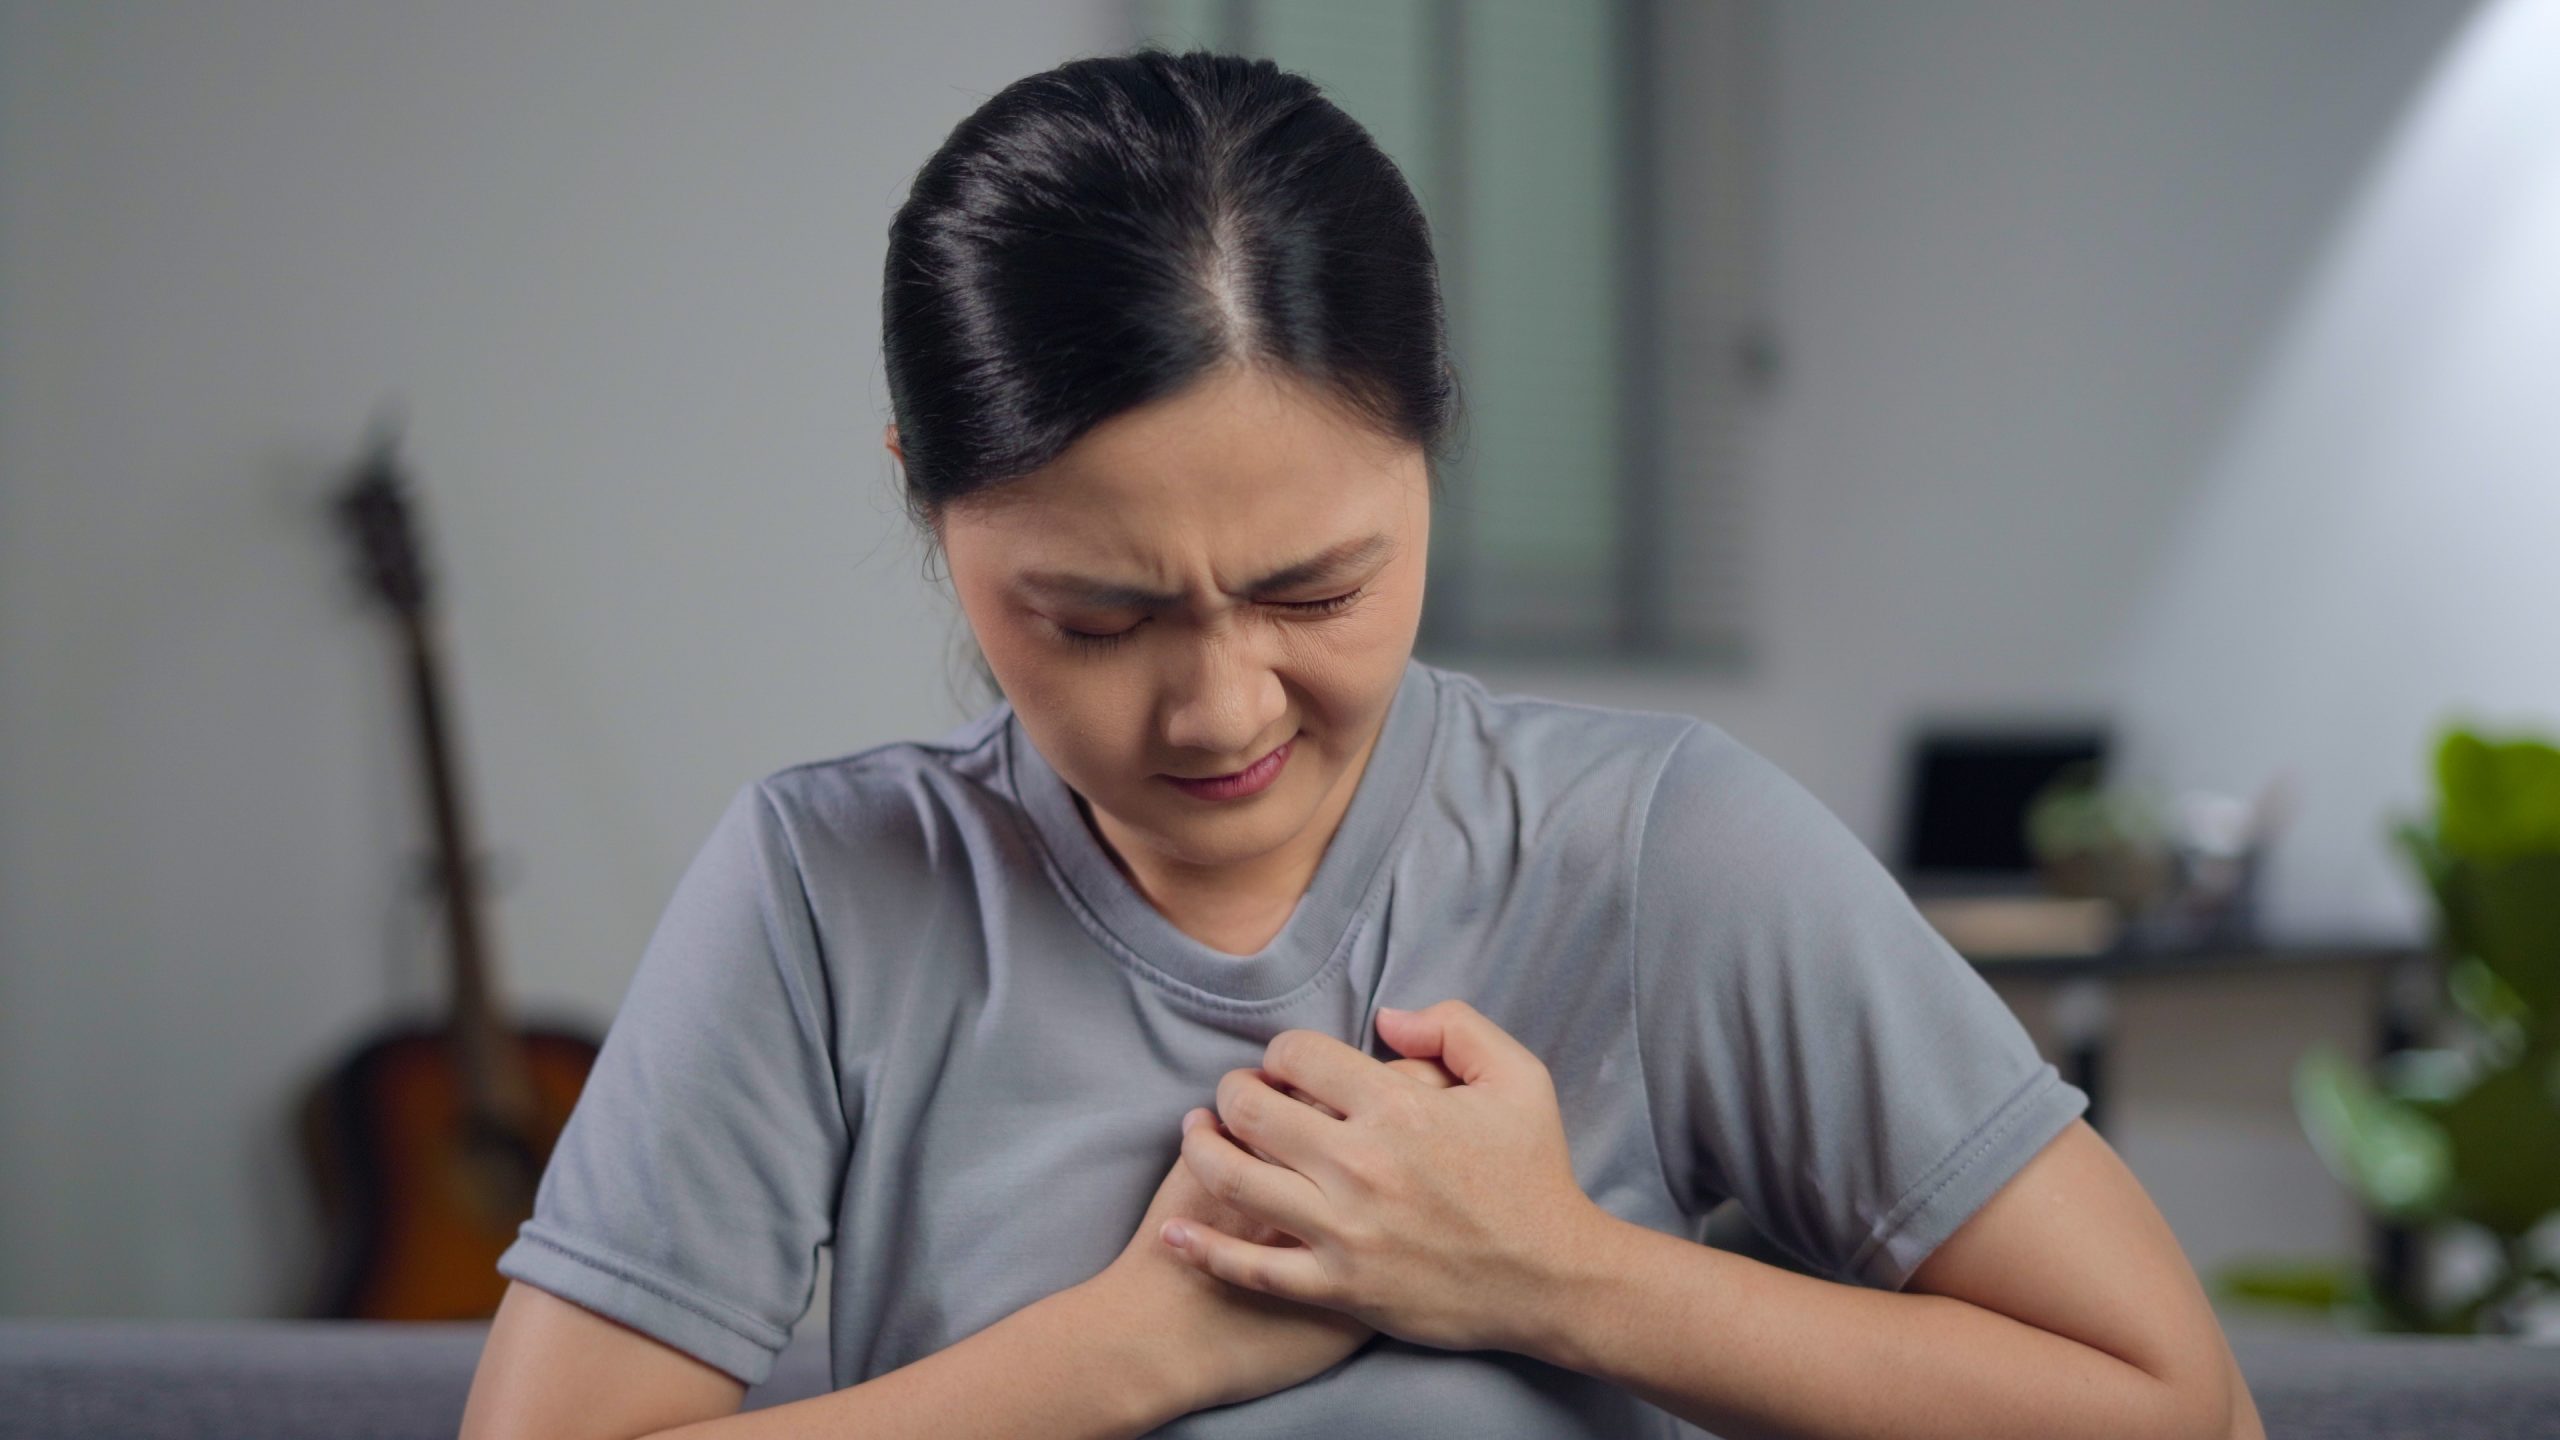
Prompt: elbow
<box><xmin>2188</xmin><ymin>1371</ymin><xmax>2237</xmax><ymax>1440</ymax></box>
<box><xmin>2094</xmin><ymin>1333</ymin><xmax>2240</xmax><ymax>1440</ymax></box>
<box><xmin>2174</xmin><ymin>1324</ymin><xmax>2264</xmax><ymax>1440</ymax></box>
<box><xmin>2117</xmin><ymin>1307</ymin><xmax>2254</xmax><ymax>1440</ymax></box>
<box><xmin>2148</xmin><ymin>1351</ymin><xmax>2242</xmax><ymax>1440</ymax></box>
<box><xmin>2200</xmin><ymin>1338</ymin><xmax>2264</xmax><ymax>1440</ymax></box>
<box><xmin>2114</xmin><ymin>1370</ymin><xmax>2226</xmax><ymax>1440</ymax></box>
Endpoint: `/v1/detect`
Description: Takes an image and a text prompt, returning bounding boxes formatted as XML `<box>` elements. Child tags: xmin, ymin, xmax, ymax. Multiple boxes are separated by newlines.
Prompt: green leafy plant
<box><xmin>2215</xmin><ymin>724</ymin><xmax>2560</xmax><ymax>1333</ymax></box>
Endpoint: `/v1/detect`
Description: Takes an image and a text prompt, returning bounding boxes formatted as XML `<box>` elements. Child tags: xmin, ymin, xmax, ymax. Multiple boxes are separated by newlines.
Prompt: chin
<box><xmin>1132</xmin><ymin>764</ymin><xmax>1317</xmax><ymax>859</ymax></box>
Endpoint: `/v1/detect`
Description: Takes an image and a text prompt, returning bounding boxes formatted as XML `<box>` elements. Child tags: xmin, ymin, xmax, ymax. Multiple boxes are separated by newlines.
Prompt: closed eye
<box><xmin>1051</xmin><ymin>588</ymin><xmax>1368</xmax><ymax>652</ymax></box>
<box><xmin>1277</xmin><ymin>588</ymin><xmax>1366</xmax><ymax>619</ymax></box>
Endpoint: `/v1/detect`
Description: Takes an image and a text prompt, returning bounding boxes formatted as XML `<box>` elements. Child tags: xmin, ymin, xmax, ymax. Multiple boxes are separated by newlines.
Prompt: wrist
<box><xmin>1054</xmin><ymin>1274</ymin><xmax>1205</xmax><ymax>1430</ymax></box>
<box><xmin>1505</xmin><ymin>1203</ymin><xmax>1655</xmax><ymax>1376</ymax></box>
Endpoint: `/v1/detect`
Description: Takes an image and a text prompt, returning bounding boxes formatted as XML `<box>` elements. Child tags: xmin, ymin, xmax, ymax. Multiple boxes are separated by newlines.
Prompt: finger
<box><xmin>1383</xmin><ymin>1055</ymin><xmax>1459</xmax><ymax>1090</ymax></box>
<box><xmin>1182</xmin><ymin>1105</ymin><xmax>1330</xmax><ymax>1237</ymax></box>
<box><xmin>1260</xmin><ymin>1027</ymin><xmax>1405</xmax><ymax>1122</ymax></box>
<box><xmin>1162</xmin><ymin>1213</ymin><xmax>1334</xmax><ymax>1307</ymax></box>
<box><xmin>1217</xmin><ymin>1065</ymin><xmax>1346</xmax><ymax>1180</ymax></box>
<box><xmin>1377</xmin><ymin>1000</ymin><xmax>1545</xmax><ymax>1089</ymax></box>
<box><xmin>1279</xmin><ymin>1057</ymin><xmax>1451</xmax><ymax>1113</ymax></box>
<box><xmin>1275</xmin><ymin>1077</ymin><xmax>1348</xmax><ymax>1120</ymax></box>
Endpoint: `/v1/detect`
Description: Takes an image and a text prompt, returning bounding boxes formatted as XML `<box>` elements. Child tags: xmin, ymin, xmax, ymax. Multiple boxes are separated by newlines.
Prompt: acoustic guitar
<box><xmin>296</xmin><ymin>417</ymin><xmax>601</xmax><ymax>1320</ymax></box>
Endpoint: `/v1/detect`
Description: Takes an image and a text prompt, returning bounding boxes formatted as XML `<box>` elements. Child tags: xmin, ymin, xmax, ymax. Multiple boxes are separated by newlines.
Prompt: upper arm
<box><xmin>1630</xmin><ymin>720</ymin><xmax>2092</xmax><ymax>1289</ymax></box>
<box><xmin>462</xmin><ymin>1279</ymin><xmax>747</xmax><ymax>1440</ymax></box>
<box><xmin>1905</xmin><ymin>1118</ymin><xmax>2245</xmax><ymax>1439</ymax></box>
<box><xmin>491</xmin><ymin>778</ymin><xmax>854</xmax><ymax>1388</ymax></box>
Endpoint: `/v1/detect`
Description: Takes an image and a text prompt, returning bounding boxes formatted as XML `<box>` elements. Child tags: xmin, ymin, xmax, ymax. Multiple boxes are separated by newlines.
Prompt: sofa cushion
<box><xmin>0</xmin><ymin>1317</ymin><xmax>2552</xmax><ymax>1438</ymax></box>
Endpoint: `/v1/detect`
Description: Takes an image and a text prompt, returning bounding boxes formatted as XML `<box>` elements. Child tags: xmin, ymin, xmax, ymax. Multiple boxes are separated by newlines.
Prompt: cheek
<box><xmin>1289</xmin><ymin>580</ymin><xmax>1422</xmax><ymax>683</ymax></box>
<box><xmin>971</xmin><ymin>610</ymin><xmax>1043</xmax><ymax>673</ymax></box>
<box><xmin>963</xmin><ymin>592</ymin><xmax>1075</xmax><ymax>684</ymax></box>
<box><xmin>961</xmin><ymin>611</ymin><xmax>1095</xmax><ymax>740</ymax></box>
<box><xmin>984</xmin><ymin>650</ymin><xmax>1141</xmax><ymax>759</ymax></box>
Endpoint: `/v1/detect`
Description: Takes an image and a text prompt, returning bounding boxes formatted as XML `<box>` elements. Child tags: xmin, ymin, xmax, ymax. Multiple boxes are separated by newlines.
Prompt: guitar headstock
<box><xmin>331</xmin><ymin>412</ymin><xmax>430</xmax><ymax>619</ymax></box>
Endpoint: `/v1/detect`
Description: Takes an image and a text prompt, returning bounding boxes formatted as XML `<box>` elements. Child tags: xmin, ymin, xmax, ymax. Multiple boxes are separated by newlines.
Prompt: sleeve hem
<box><xmin>1844</xmin><ymin>1062</ymin><xmax>2090</xmax><ymax>1291</ymax></box>
<box><xmin>495</xmin><ymin>1221</ymin><xmax>793</xmax><ymax>1385</ymax></box>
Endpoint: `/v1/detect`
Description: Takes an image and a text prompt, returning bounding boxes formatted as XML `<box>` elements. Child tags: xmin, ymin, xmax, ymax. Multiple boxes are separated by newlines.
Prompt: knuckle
<box><xmin>1381</xmin><ymin>1087</ymin><xmax>1430</xmax><ymax>1131</ymax></box>
<box><xmin>1217</xmin><ymin>1074</ymin><xmax>1263</xmax><ymax>1129</ymax></box>
<box><xmin>1334</xmin><ymin>1144</ymin><xmax>1385</xmax><ymax>1191</ymax></box>
<box><xmin>1264</xmin><ymin>1028</ymin><xmax>1311</xmax><ymax>1073</ymax></box>
<box><xmin>1338</xmin><ymin>1214</ymin><xmax>1387</xmax><ymax>1262</ymax></box>
<box><xmin>1214</xmin><ymin>1160</ymin><xmax>1250</xmax><ymax>1207</ymax></box>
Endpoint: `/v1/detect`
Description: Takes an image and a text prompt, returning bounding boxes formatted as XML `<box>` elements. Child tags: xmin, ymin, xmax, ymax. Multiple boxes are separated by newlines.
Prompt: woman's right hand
<box><xmin>1086</xmin><ymin>1053</ymin><xmax>1459</xmax><ymax>1416</ymax></box>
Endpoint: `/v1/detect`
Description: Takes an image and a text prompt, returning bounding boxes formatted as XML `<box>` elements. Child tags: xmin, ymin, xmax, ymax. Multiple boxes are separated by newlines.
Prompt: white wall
<box><xmin>0</xmin><ymin>0</ymin><xmax>1124</xmax><ymax>1318</ymax></box>
<box><xmin>1576</xmin><ymin>0</ymin><xmax>2510</xmax><ymax>933</ymax></box>
<box><xmin>5</xmin><ymin>0</ymin><xmax>2549</xmax><ymax>1329</ymax></box>
<box><xmin>2103</xmin><ymin>0</ymin><xmax>2560</xmax><ymax>937</ymax></box>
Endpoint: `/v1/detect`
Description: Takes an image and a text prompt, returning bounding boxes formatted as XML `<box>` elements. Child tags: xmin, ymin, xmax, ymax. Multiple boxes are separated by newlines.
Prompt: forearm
<box><xmin>650</xmin><ymin>1280</ymin><xmax>1193</xmax><ymax>1440</ymax></box>
<box><xmin>1516</xmin><ymin>1212</ymin><xmax>2215</xmax><ymax>1440</ymax></box>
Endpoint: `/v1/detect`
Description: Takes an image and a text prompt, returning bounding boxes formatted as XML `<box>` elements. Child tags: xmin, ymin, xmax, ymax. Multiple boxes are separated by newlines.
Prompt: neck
<box><xmin>1082</xmin><ymin>714</ymin><xmax>1385</xmax><ymax>954</ymax></box>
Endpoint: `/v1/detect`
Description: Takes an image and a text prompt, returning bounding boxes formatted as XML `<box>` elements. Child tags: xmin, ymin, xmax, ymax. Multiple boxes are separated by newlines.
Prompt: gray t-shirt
<box><xmin>495</xmin><ymin>657</ymin><xmax>2087</xmax><ymax>1437</ymax></box>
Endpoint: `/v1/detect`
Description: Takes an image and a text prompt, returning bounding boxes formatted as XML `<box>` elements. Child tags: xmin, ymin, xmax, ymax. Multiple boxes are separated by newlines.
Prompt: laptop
<box><xmin>1892</xmin><ymin>723</ymin><xmax>2111</xmax><ymax>891</ymax></box>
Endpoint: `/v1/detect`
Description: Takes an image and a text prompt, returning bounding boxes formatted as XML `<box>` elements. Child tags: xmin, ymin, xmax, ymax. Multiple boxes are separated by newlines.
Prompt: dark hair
<box><xmin>882</xmin><ymin>46</ymin><xmax>1462</xmax><ymax>552</ymax></box>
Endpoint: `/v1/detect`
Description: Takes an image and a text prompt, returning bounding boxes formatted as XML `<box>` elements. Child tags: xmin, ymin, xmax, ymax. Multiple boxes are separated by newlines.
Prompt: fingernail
<box><xmin>1180</xmin><ymin>1108</ymin><xmax>1201</xmax><ymax>1133</ymax></box>
<box><xmin>1163</xmin><ymin>1221</ymin><xmax>1191</xmax><ymax>1248</ymax></box>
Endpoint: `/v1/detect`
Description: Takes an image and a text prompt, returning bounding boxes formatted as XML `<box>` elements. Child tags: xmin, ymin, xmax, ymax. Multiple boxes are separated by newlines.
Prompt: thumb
<box><xmin>1377</xmin><ymin>1000</ymin><xmax>1539</xmax><ymax>1088</ymax></box>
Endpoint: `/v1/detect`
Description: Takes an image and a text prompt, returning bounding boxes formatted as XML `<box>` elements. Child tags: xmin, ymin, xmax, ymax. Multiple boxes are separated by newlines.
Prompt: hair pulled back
<box><xmin>882</xmin><ymin>47</ymin><xmax>1461</xmax><ymax>545</ymax></box>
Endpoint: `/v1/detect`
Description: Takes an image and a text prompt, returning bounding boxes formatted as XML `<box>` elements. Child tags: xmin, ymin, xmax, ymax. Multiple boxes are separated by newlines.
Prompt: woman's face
<box><xmin>906</xmin><ymin>364</ymin><xmax>1431</xmax><ymax>884</ymax></box>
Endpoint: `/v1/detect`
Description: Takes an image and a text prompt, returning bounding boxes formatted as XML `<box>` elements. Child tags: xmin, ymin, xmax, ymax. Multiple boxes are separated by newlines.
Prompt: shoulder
<box><xmin>1634</xmin><ymin>713</ymin><xmax>1934</xmax><ymax>983</ymax></box>
<box><xmin>1416</xmin><ymin>679</ymin><xmax>1881</xmax><ymax>920</ymax></box>
<box><xmin>727</xmin><ymin>700</ymin><xmax>1017</xmax><ymax>885</ymax></box>
<box><xmin>1638</xmin><ymin>712</ymin><xmax>1892</xmax><ymax>904</ymax></box>
<box><xmin>1421</xmin><ymin>663</ymin><xmax>1701</xmax><ymax>843</ymax></box>
<box><xmin>1427</xmin><ymin>661</ymin><xmax>1699</xmax><ymax>755</ymax></box>
<box><xmin>1647</xmin><ymin>713</ymin><xmax>1879</xmax><ymax>858</ymax></box>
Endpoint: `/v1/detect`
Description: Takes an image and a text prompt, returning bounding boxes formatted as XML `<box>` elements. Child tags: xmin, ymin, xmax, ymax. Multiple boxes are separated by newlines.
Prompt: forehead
<box><xmin>947</xmin><ymin>366</ymin><xmax>1424</xmax><ymax>576</ymax></box>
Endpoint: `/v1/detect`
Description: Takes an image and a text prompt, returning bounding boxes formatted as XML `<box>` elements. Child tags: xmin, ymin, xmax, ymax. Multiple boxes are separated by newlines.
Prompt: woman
<box><xmin>463</xmin><ymin>47</ymin><xmax>2259</xmax><ymax>1440</ymax></box>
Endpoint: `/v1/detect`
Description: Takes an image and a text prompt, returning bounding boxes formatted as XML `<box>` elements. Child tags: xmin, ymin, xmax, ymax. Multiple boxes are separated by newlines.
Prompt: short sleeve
<box><xmin>1629</xmin><ymin>721</ymin><xmax>2088</xmax><ymax>1291</ymax></box>
<box><xmin>496</xmin><ymin>778</ymin><xmax>852</xmax><ymax>1385</ymax></box>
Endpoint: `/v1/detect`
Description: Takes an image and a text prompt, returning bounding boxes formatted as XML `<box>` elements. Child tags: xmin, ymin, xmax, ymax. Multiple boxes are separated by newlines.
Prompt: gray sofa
<box><xmin>3</xmin><ymin>1317</ymin><xmax>2555</xmax><ymax>1438</ymax></box>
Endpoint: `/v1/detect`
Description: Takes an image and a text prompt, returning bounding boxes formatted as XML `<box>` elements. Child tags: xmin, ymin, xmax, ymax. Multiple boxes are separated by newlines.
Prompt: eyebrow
<box><xmin>1014</xmin><ymin>532</ymin><xmax>1395</xmax><ymax>608</ymax></box>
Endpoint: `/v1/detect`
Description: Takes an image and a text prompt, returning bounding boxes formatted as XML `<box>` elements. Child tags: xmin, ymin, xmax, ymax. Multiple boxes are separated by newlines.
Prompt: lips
<box><xmin>1163</xmin><ymin>736</ymin><xmax>1293</xmax><ymax>800</ymax></box>
<box><xmin>1177</xmin><ymin>745</ymin><xmax>1281</xmax><ymax>781</ymax></box>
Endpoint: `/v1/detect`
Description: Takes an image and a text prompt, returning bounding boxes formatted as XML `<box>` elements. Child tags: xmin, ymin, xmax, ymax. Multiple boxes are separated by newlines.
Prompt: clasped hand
<box><xmin>1160</xmin><ymin>999</ymin><xmax>1605</xmax><ymax>1357</ymax></box>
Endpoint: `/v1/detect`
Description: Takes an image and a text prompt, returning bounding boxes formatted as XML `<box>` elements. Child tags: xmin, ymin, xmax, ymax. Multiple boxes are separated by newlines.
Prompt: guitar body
<box><xmin>298</xmin><ymin>1019</ymin><xmax>600</xmax><ymax>1320</ymax></box>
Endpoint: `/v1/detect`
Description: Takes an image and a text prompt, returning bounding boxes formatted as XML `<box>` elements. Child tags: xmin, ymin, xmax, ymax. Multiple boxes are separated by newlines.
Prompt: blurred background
<box><xmin>3</xmin><ymin>0</ymin><xmax>2554</xmax><ymax>1344</ymax></box>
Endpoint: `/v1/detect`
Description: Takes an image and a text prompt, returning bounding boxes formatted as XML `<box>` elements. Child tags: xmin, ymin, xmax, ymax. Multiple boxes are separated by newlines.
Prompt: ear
<box><xmin>884</xmin><ymin>423</ymin><xmax>904</xmax><ymax>464</ymax></box>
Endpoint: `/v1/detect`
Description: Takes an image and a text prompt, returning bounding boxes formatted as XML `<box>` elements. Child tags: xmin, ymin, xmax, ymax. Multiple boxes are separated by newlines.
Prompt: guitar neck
<box><xmin>396</xmin><ymin>605</ymin><xmax>524</xmax><ymax>1107</ymax></box>
<box><xmin>333</xmin><ymin>425</ymin><xmax>535</xmax><ymax>1126</ymax></box>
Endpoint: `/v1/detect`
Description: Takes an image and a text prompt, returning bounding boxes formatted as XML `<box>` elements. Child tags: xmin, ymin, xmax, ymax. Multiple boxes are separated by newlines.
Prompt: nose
<box><xmin>1160</xmin><ymin>628</ymin><xmax>1285</xmax><ymax>764</ymax></box>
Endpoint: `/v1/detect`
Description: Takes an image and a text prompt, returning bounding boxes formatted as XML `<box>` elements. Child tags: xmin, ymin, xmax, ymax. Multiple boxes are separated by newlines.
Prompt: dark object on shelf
<box><xmin>1894</xmin><ymin>722</ymin><xmax>2111</xmax><ymax>893</ymax></box>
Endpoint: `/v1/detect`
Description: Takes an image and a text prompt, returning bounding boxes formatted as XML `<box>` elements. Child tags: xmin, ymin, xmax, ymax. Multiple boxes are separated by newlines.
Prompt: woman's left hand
<box><xmin>1162</xmin><ymin>998</ymin><xmax>1610</xmax><ymax>1355</ymax></box>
